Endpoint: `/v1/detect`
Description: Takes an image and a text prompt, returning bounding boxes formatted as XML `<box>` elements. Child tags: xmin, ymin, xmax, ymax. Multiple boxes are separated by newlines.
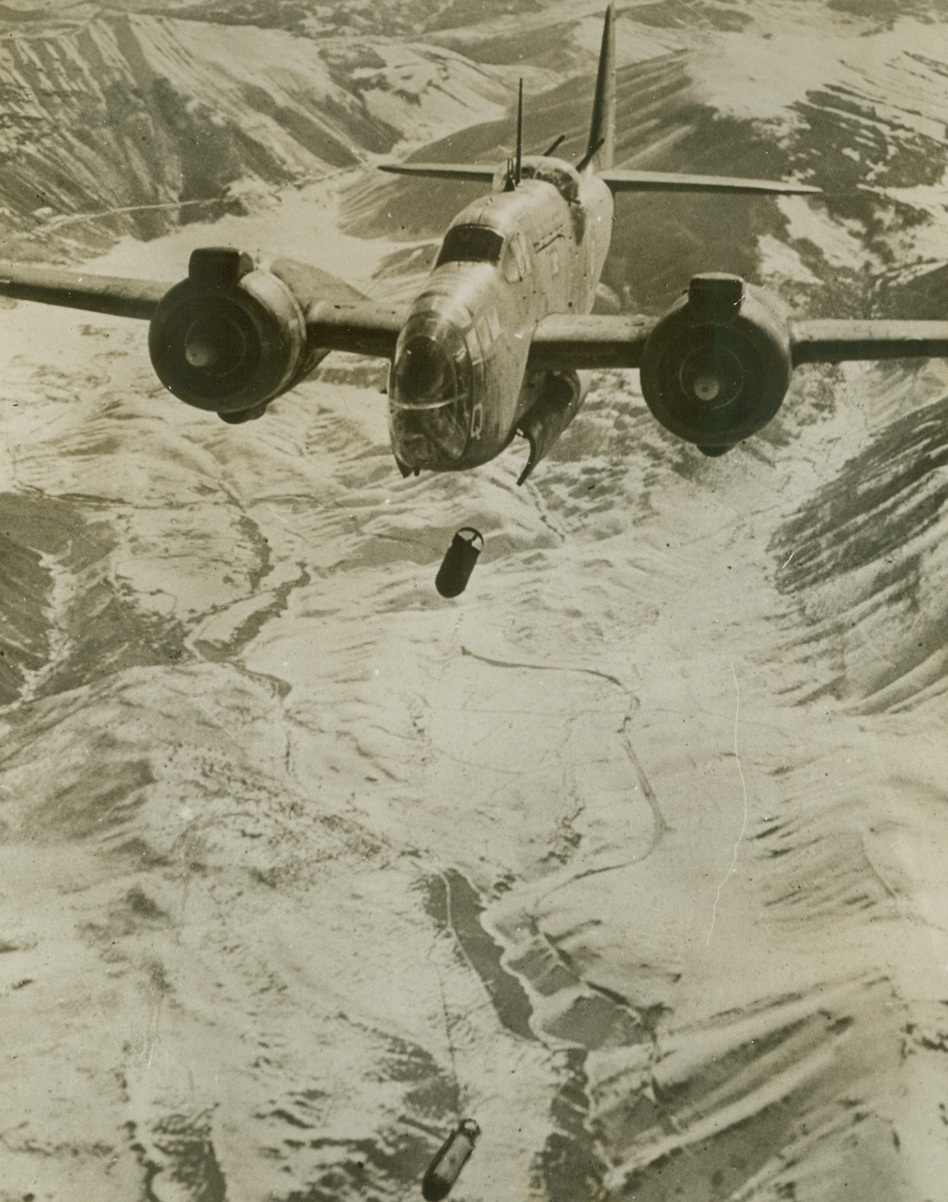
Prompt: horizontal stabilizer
<box><xmin>527</xmin><ymin>313</ymin><xmax>655</xmax><ymax>372</ymax></box>
<box><xmin>600</xmin><ymin>169</ymin><xmax>820</xmax><ymax>196</ymax></box>
<box><xmin>790</xmin><ymin>319</ymin><xmax>948</xmax><ymax>364</ymax></box>
<box><xmin>378</xmin><ymin>162</ymin><xmax>496</xmax><ymax>184</ymax></box>
<box><xmin>0</xmin><ymin>261</ymin><xmax>169</xmax><ymax>320</ymax></box>
<box><xmin>378</xmin><ymin>163</ymin><xmax>819</xmax><ymax>197</ymax></box>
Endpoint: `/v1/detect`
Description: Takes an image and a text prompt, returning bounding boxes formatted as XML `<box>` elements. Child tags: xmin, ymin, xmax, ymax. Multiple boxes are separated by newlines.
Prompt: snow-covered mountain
<box><xmin>1</xmin><ymin>3</ymin><xmax>946</xmax><ymax>1200</ymax></box>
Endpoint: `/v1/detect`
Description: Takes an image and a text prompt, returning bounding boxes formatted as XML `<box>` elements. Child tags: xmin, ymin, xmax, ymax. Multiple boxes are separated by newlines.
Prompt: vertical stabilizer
<box><xmin>515</xmin><ymin>78</ymin><xmax>524</xmax><ymax>185</ymax></box>
<box><xmin>586</xmin><ymin>3</ymin><xmax>616</xmax><ymax>171</ymax></box>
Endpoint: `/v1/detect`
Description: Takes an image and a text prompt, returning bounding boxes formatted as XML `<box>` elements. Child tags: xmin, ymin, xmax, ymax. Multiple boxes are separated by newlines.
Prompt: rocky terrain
<box><xmin>1</xmin><ymin>2</ymin><xmax>946</xmax><ymax>1201</ymax></box>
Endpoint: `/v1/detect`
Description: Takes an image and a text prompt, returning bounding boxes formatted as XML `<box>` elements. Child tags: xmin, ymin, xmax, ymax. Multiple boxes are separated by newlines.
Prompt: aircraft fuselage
<box><xmin>389</xmin><ymin>157</ymin><xmax>614</xmax><ymax>474</ymax></box>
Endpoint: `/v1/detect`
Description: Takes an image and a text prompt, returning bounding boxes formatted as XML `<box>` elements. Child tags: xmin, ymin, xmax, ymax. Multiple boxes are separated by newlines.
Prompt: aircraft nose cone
<box><xmin>395</xmin><ymin>336</ymin><xmax>449</xmax><ymax>403</ymax></box>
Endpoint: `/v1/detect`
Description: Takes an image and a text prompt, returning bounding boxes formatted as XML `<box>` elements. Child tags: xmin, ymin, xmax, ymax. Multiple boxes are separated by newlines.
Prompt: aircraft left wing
<box><xmin>0</xmin><ymin>252</ymin><xmax>406</xmax><ymax>419</ymax></box>
<box><xmin>0</xmin><ymin>257</ymin><xmax>406</xmax><ymax>348</ymax></box>
<box><xmin>0</xmin><ymin>260</ymin><xmax>169</xmax><ymax>320</ymax></box>
<box><xmin>305</xmin><ymin>300</ymin><xmax>405</xmax><ymax>360</ymax></box>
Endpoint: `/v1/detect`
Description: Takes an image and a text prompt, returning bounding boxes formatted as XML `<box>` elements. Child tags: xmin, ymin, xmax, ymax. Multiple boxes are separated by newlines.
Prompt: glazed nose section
<box><xmin>390</xmin><ymin>315</ymin><xmax>474</xmax><ymax>469</ymax></box>
<box><xmin>393</xmin><ymin>335</ymin><xmax>452</xmax><ymax>407</ymax></box>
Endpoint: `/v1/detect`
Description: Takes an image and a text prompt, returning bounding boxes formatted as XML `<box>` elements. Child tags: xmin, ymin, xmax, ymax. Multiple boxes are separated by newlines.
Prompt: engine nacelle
<box><xmin>639</xmin><ymin>273</ymin><xmax>792</xmax><ymax>450</ymax></box>
<box><xmin>148</xmin><ymin>247</ymin><xmax>308</xmax><ymax>420</ymax></box>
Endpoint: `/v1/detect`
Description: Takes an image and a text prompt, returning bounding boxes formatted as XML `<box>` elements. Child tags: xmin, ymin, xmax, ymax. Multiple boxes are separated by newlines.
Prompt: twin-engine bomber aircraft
<box><xmin>3</xmin><ymin>5</ymin><xmax>948</xmax><ymax>486</ymax></box>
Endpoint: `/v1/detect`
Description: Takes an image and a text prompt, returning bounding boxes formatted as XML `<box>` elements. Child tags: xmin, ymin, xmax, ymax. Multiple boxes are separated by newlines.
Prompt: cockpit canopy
<box><xmin>490</xmin><ymin>155</ymin><xmax>581</xmax><ymax>203</ymax></box>
<box><xmin>436</xmin><ymin>224</ymin><xmax>504</xmax><ymax>268</ymax></box>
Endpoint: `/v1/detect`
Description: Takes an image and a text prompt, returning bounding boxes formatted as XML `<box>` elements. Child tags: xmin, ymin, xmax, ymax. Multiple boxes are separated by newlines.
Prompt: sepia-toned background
<box><xmin>1</xmin><ymin>1</ymin><xmax>946</xmax><ymax>1199</ymax></box>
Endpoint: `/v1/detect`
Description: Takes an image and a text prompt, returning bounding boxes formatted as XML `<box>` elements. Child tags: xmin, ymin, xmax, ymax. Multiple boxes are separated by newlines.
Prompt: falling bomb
<box><xmin>421</xmin><ymin>1118</ymin><xmax>481</xmax><ymax>1200</ymax></box>
<box><xmin>435</xmin><ymin>528</ymin><xmax>484</xmax><ymax>597</ymax></box>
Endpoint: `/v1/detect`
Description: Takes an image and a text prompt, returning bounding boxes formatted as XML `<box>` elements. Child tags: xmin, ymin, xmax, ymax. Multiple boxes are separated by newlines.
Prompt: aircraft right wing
<box><xmin>522</xmin><ymin>278</ymin><xmax>948</xmax><ymax>454</ymax></box>
<box><xmin>788</xmin><ymin>319</ymin><xmax>948</xmax><ymax>364</ymax></box>
<box><xmin>526</xmin><ymin>313</ymin><xmax>656</xmax><ymax>371</ymax></box>
<box><xmin>526</xmin><ymin>311</ymin><xmax>948</xmax><ymax>373</ymax></box>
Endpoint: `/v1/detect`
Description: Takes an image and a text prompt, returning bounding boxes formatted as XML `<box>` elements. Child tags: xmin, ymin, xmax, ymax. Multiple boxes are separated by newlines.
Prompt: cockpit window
<box><xmin>436</xmin><ymin>224</ymin><xmax>504</xmax><ymax>267</ymax></box>
<box><xmin>512</xmin><ymin>158</ymin><xmax>580</xmax><ymax>203</ymax></box>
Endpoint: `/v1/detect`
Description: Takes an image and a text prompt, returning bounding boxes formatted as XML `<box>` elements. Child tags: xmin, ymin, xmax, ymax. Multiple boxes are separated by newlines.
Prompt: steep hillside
<box><xmin>772</xmin><ymin>383</ymin><xmax>948</xmax><ymax>711</ymax></box>
<box><xmin>0</xmin><ymin>12</ymin><xmax>508</xmax><ymax>258</ymax></box>
<box><xmin>343</xmin><ymin>2</ymin><xmax>948</xmax><ymax>315</ymax></box>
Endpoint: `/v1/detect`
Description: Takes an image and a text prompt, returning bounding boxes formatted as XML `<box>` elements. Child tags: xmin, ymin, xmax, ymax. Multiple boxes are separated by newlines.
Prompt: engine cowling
<box><xmin>639</xmin><ymin>273</ymin><xmax>792</xmax><ymax>451</ymax></box>
<box><xmin>148</xmin><ymin>247</ymin><xmax>308</xmax><ymax>421</ymax></box>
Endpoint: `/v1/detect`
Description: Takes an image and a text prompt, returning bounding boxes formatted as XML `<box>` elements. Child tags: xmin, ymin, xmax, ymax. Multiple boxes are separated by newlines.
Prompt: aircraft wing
<box><xmin>525</xmin><ymin>311</ymin><xmax>948</xmax><ymax>374</ymax></box>
<box><xmin>306</xmin><ymin>300</ymin><xmax>405</xmax><ymax>360</ymax></box>
<box><xmin>0</xmin><ymin>258</ymin><xmax>406</xmax><ymax>360</ymax></box>
<box><xmin>526</xmin><ymin>313</ymin><xmax>656</xmax><ymax>371</ymax></box>
<box><xmin>599</xmin><ymin>170</ymin><xmax>820</xmax><ymax>196</ymax></box>
<box><xmin>0</xmin><ymin>260</ymin><xmax>169</xmax><ymax>319</ymax></box>
<box><xmin>789</xmin><ymin>319</ymin><xmax>948</xmax><ymax>364</ymax></box>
